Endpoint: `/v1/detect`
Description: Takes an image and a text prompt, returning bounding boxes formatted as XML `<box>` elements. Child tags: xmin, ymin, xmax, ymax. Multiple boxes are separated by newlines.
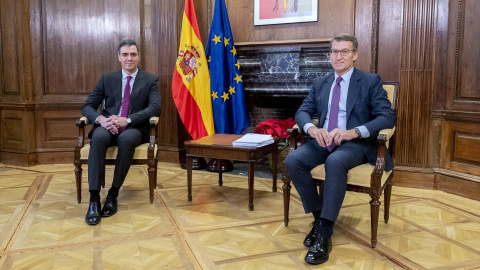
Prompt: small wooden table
<box><xmin>185</xmin><ymin>134</ymin><xmax>279</xmax><ymax>211</ymax></box>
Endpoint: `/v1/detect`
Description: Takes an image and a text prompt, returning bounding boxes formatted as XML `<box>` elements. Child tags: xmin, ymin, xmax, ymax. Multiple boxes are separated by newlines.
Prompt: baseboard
<box><xmin>393</xmin><ymin>166</ymin><xmax>480</xmax><ymax>201</ymax></box>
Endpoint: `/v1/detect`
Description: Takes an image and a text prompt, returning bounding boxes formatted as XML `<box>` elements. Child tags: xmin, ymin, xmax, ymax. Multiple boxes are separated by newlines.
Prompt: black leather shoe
<box><xmin>101</xmin><ymin>195</ymin><xmax>117</xmax><ymax>217</ymax></box>
<box><xmin>304</xmin><ymin>220</ymin><xmax>321</xmax><ymax>247</ymax></box>
<box><xmin>305</xmin><ymin>234</ymin><xmax>332</xmax><ymax>265</ymax></box>
<box><xmin>85</xmin><ymin>201</ymin><xmax>101</xmax><ymax>225</ymax></box>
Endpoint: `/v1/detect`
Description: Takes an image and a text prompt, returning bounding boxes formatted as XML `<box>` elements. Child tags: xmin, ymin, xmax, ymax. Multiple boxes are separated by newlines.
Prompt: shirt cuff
<box><xmin>303</xmin><ymin>123</ymin><xmax>316</xmax><ymax>134</ymax></box>
<box><xmin>357</xmin><ymin>125</ymin><xmax>370</xmax><ymax>138</ymax></box>
<box><xmin>95</xmin><ymin>116</ymin><xmax>101</xmax><ymax>124</ymax></box>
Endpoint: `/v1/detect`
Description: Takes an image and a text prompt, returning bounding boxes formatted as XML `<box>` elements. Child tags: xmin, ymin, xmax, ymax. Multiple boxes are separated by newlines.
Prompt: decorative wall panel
<box><xmin>442</xmin><ymin>121</ymin><xmax>480</xmax><ymax>177</ymax></box>
<box><xmin>447</xmin><ymin>0</ymin><xmax>480</xmax><ymax>111</ymax></box>
<box><xmin>35</xmin><ymin>0</ymin><xmax>142</xmax><ymax>103</ymax></box>
<box><xmin>396</xmin><ymin>0</ymin><xmax>436</xmax><ymax>167</ymax></box>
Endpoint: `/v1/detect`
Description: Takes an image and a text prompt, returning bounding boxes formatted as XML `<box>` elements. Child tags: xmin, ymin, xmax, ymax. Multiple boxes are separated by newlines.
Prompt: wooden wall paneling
<box><xmin>0</xmin><ymin>107</ymin><xmax>36</xmax><ymax>160</ymax></box>
<box><xmin>442</xmin><ymin>120</ymin><xmax>480</xmax><ymax>177</ymax></box>
<box><xmin>354</xmin><ymin>0</ymin><xmax>374</xmax><ymax>72</ymax></box>
<box><xmin>0</xmin><ymin>0</ymin><xmax>34</xmax><ymax>104</ymax></box>
<box><xmin>446</xmin><ymin>0</ymin><xmax>480</xmax><ymax>112</ymax></box>
<box><xmin>429</xmin><ymin>0</ymin><xmax>449</xmax><ymax>169</ymax></box>
<box><xmin>227</xmin><ymin>0</ymin><xmax>355</xmax><ymax>45</ymax></box>
<box><xmin>434</xmin><ymin>172</ymin><xmax>480</xmax><ymax>201</ymax></box>
<box><xmin>395</xmin><ymin>0</ymin><xmax>436</xmax><ymax>167</ymax></box>
<box><xmin>35</xmin><ymin>110</ymin><xmax>85</xmax><ymax>150</ymax></box>
<box><xmin>0</xmin><ymin>0</ymin><xmax>37</xmax><ymax>165</ymax></box>
<box><xmin>37</xmin><ymin>0</ymin><xmax>142</xmax><ymax>104</ymax></box>
<box><xmin>392</xmin><ymin>169</ymin><xmax>435</xmax><ymax>190</ymax></box>
<box><xmin>376</xmin><ymin>0</ymin><xmax>403</xmax><ymax>82</ymax></box>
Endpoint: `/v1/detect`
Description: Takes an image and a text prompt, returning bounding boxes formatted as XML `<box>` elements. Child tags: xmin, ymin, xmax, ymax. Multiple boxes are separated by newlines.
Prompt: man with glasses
<box><xmin>284</xmin><ymin>33</ymin><xmax>395</xmax><ymax>265</ymax></box>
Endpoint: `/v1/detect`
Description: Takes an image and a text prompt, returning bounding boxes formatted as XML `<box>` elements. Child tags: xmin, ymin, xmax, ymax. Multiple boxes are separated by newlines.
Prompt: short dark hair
<box><xmin>330</xmin><ymin>33</ymin><xmax>358</xmax><ymax>51</ymax></box>
<box><xmin>118</xmin><ymin>39</ymin><xmax>140</xmax><ymax>54</ymax></box>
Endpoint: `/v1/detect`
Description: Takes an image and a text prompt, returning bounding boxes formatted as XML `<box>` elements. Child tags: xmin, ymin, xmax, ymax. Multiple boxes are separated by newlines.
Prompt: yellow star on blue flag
<box><xmin>205</xmin><ymin>0</ymin><xmax>250</xmax><ymax>134</ymax></box>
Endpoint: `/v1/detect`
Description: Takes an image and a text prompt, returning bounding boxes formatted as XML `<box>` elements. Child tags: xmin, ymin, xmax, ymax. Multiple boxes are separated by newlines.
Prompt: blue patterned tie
<box><xmin>326</xmin><ymin>76</ymin><xmax>342</xmax><ymax>152</ymax></box>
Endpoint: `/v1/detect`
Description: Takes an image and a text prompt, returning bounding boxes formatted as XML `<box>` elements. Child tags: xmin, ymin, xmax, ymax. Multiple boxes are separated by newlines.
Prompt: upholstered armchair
<box><xmin>74</xmin><ymin>116</ymin><xmax>159</xmax><ymax>203</ymax></box>
<box><xmin>281</xmin><ymin>82</ymin><xmax>398</xmax><ymax>248</ymax></box>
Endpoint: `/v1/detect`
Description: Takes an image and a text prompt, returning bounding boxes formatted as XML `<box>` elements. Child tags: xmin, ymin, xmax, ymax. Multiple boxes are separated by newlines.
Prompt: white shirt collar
<box><xmin>335</xmin><ymin>67</ymin><xmax>354</xmax><ymax>82</ymax></box>
<box><xmin>122</xmin><ymin>69</ymin><xmax>138</xmax><ymax>80</ymax></box>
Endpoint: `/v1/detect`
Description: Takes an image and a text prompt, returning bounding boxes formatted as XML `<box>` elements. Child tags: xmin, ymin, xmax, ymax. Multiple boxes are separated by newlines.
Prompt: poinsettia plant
<box><xmin>253</xmin><ymin>117</ymin><xmax>296</xmax><ymax>147</ymax></box>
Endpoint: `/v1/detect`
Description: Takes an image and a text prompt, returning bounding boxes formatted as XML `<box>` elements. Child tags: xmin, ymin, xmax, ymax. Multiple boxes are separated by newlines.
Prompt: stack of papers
<box><xmin>232</xmin><ymin>133</ymin><xmax>274</xmax><ymax>148</ymax></box>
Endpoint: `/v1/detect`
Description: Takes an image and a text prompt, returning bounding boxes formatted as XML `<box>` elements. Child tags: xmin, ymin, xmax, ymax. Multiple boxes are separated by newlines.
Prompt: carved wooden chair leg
<box><xmin>75</xmin><ymin>164</ymin><xmax>82</xmax><ymax>203</ymax></box>
<box><xmin>318</xmin><ymin>184</ymin><xmax>324</xmax><ymax>202</ymax></box>
<box><xmin>369</xmin><ymin>194</ymin><xmax>381</xmax><ymax>248</ymax></box>
<box><xmin>154</xmin><ymin>157</ymin><xmax>158</xmax><ymax>188</ymax></box>
<box><xmin>282</xmin><ymin>175</ymin><xmax>291</xmax><ymax>226</ymax></box>
<box><xmin>148</xmin><ymin>161</ymin><xmax>155</xmax><ymax>203</ymax></box>
<box><xmin>384</xmin><ymin>180</ymin><xmax>393</xmax><ymax>223</ymax></box>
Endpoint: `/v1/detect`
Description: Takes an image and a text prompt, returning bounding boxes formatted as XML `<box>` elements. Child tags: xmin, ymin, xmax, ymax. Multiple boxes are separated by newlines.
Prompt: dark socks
<box><xmin>89</xmin><ymin>190</ymin><xmax>100</xmax><ymax>203</ymax></box>
<box><xmin>108</xmin><ymin>186</ymin><xmax>120</xmax><ymax>198</ymax></box>
<box><xmin>318</xmin><ymin>218</ymin><xmax>334</xmax><ymax>239</ymax></box>
<box><xmin>311</xmin><ymin>211</ymin><xmax>334</xmax><ymax>238</ymax></box>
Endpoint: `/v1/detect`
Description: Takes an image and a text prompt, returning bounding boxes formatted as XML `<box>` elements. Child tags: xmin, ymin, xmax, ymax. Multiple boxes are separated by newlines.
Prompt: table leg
<box><xmin>218</xmin><ymin>159</ymin><xmax>223</xmax><ymax>186</ymax></box>
<box><xmin>187</xmin><ymin>155</ymin><xmax>192</xmax><ymax>201</ymax></box>
<box><xmin>248</xmin><ymin>161</ymin><xmax>254</xmax><ymax>211</ymax></box>
<box><xmin>272</xmin><ymin>148</ymin><xmax>278</xmax><ymax>192</ymax></box>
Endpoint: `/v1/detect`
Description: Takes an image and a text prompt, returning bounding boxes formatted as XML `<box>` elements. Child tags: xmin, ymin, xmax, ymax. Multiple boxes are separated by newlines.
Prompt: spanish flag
<box><xmin>172</xmin><ymin>0</ymin><xmax>215</xmax><ymax>139</ymax></box>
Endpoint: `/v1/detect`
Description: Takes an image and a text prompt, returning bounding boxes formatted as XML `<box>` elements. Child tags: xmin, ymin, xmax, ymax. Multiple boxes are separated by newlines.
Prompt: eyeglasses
<box><xmin>329</xmin><ymin>50</ymin><xmax>356</xmax><ymax>57</ymax></box>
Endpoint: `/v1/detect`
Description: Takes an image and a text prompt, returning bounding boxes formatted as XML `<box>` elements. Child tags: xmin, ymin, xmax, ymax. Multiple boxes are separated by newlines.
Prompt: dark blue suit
<box><xmin>82</xmin><ymin>69</ymin><xmax>161</xmax><ymax>191</ymax></box>
<box><xmin>284</xmin><ymin>68</ymin><xmax>395</xmax><ymax>222</ymax></box>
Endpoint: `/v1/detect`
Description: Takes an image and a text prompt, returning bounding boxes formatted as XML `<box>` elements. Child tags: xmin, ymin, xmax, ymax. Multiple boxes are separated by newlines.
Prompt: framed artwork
<box><xmin>254</xmin><ymin>0</ymin><xmax>318</xmax><ymax>26</ymax></box>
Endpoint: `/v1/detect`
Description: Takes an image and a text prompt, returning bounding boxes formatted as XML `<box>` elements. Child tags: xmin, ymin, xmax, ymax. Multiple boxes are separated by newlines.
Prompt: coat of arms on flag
<box><xmin>177</xmin><ymin>44</ymin><xmax>202</xmax><ymax>82</ymax></box>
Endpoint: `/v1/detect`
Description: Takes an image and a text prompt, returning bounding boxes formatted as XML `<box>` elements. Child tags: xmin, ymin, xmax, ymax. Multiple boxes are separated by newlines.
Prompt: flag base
<box><xmin>180</xmin><ymin>157</ymin><xmax>207</xmax><ymax>170</ymax></box>
<box><xmin>206</xmin><ymin>159</ymin><xmax>234</xmax><ymax>172</ymax></box>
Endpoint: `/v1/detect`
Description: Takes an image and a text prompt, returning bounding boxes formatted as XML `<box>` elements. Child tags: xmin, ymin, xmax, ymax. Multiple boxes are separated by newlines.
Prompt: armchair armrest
<box><xmin>287</xmin><ymin>124</ymin><xmax>300</xmax><ymax>151</ymax></box>
<box><xmin>148</xmin><ymin>117</ymin><xmax>159</xmax><ymax>156</ymax></box>
<box><xmin>371</xmin><ymin>127</ymin><xmax>396</xmax><ymax>188</ymax></box>
<box><xmin>75</xmin><ymin>116</ymin><xmax>89</xmax><ymax>149</ymax></box>
<box><xmin>377</xmin><ymin>127</ymin><xmax>396</xmax><ymax>141</ymax></box>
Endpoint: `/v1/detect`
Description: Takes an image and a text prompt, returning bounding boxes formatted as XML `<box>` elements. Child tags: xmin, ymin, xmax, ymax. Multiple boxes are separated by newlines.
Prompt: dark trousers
<box><xmin>284</xmin><ymin>139</ymin><xmax>367</xmax><ymax>222</ymax></box>
<box><xmin>87</xmin><ymin>127</ymin><xmax>143</xmax><ymax>191</ymax></box>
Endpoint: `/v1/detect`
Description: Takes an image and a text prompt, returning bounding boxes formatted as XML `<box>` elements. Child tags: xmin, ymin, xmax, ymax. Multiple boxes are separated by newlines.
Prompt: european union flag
<box><xmin>205</xmin><ymin>0</ymin><xmax>250</xmax><ymax>134</ymax></box>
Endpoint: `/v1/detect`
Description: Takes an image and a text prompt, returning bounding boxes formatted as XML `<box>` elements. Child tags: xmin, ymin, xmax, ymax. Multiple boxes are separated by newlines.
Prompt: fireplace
<box><xmin>238</xmin><ymin>45</ymin><xmax>333</xmax><ymax>130</ymax></box>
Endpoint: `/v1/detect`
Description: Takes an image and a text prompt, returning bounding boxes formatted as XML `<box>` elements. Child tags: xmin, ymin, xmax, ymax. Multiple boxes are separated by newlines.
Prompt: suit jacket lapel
<box><xmin>346</xmin><ymin>69</ymin><xmax>361</xmax><ymax>121</ymax></box>
<box><xmin>319</xmin><ymin>74</ymin><xmax>334</xmax><ymax>126</ymax></box>
<box><xmin>113</xmin><ymin>70</ymin><xmax>123</xmax><ymax>113</ymax></box>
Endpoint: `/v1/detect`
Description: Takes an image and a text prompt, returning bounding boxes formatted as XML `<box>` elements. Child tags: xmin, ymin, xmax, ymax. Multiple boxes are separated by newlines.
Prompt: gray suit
<box><xmin>82</xmin><ymin>69</ymin><xmax>161</xmax><ymax>191</ymax></box>
<box><xmin>284</xmin><ymin>68</ymin><xmax>395</xmax><ymax>222</ymax></box>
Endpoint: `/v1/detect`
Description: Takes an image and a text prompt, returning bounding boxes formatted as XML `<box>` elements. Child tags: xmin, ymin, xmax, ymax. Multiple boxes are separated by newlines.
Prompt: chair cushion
<box><xmin>80</xmin><ymin>143</ymin><xmax>157</xmax><ymax>160</ymax></box>
<box><xmin>310</xmin><ymin>163</ymin><xmax>392</xmax><ymax>187</ymax></box>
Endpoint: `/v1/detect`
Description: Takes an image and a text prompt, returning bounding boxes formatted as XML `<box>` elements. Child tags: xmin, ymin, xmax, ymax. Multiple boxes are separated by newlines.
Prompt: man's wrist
<box><xmin>354</xmin><ymin>127</ymin><xmax>362</xmax><ymax>138</ymax></box>
<box><xmin>126</xmin><ymin>118</ymin><xmax>131</xmax><ymax>125</ymax></box>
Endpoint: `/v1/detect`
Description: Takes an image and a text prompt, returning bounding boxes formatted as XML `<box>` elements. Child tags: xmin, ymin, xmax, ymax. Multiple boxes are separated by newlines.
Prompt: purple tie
<box><xmin>326</xmin><ymin>76</ymin><xmax>342</xmax><ymax>152</ymax></box>
<box><xmin>119</xmin><ymin>75</ymin><xmax>132</xmax><ymax>132</ymax></box>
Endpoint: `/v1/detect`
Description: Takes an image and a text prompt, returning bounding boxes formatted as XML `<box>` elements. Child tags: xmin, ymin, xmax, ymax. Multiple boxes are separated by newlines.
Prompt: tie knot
<box><xmin>126</xmin><ymin>75</ymin><xmax>132</xmax><ymax>82</ymax></box>
<box><xmin>336</xmin><ymin>76</ymin><xmax>342</xmax><ymax>84</ymax></box>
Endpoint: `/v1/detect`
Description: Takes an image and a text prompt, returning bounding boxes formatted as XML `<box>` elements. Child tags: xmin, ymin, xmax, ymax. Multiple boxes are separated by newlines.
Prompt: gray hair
<box><xmin>330</xmin><ymin>33</ymin><xmax>358</xmax><ymax>51</ymax></box>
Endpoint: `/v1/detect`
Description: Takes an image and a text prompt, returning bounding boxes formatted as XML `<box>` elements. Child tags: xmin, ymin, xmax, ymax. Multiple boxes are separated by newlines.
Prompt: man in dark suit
<box><xmin>82</xmin><ymin>39</ymin><xmax>161</xmax><ymax>225</ymax></box>
<box><xmin>284</xmin><ymin>33</ymin><xmax>395</xmax><ymax>265</ymax></box>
